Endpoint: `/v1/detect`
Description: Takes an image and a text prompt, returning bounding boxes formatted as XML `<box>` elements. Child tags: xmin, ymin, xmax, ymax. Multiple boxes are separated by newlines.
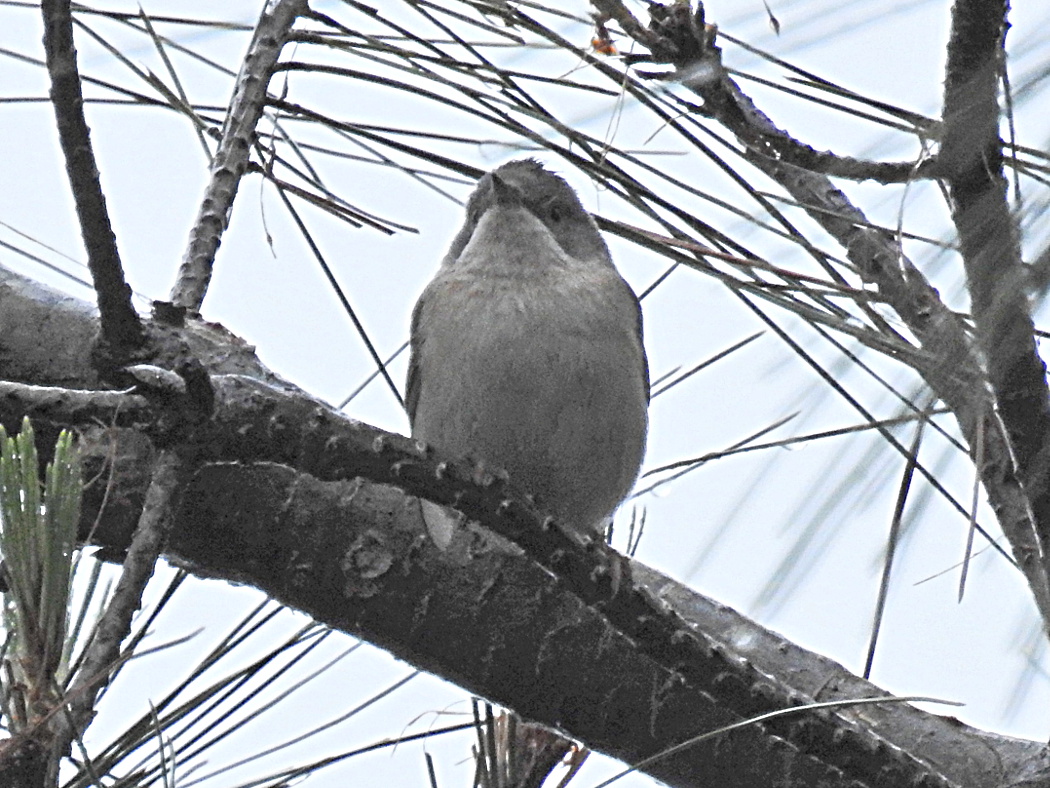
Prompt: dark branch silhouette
<box><xmin>41</xmin><ymin>0</ymin><xmax>143</xmax><ymax>355</ymax></box>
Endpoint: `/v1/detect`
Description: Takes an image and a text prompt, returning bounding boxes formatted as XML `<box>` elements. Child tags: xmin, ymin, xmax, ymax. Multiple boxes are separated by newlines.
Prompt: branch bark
<box><xmin>941</xmin><ymin>0</ymin><xmax>1050</xmax><ymax>593</ymax></box>
<box><xmin>40</xmin><ymin>0</ymin><xmax>142</xmax><ymax>355</ymax></box>
<box><xmin>169</xmin><ymin>0</ymin><xmax>308</xmax><ymax>313</ymax></box>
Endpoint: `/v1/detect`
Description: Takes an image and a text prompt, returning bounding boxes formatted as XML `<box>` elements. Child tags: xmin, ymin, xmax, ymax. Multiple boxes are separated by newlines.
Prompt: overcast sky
<box><xmin>3</xmin><ymin>1</ymin><xmax>1050</xmax><ymax>786</ymax></box>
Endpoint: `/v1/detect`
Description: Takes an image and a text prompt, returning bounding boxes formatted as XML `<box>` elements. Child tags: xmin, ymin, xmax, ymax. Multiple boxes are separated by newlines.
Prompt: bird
<box><xmin>406</xmin><ymin>158</ymin><xmax>648</xmax><ymax>543</ymax></box>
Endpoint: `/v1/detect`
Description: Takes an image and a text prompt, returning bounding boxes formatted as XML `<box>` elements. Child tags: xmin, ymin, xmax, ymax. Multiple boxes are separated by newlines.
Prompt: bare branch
<box><xmin>941</xmin><ymin>0</ymin><xmax>1050</xmax><ymax>599</ymax></box>
<box><xmin>169</xmin><ymin>0</ymin><xmax>307</xmax><ymax>313</ymax></box>
<box><xmin>734</xmin><ymin>133</ymin><xmax>937</xmax><ymax>183</ymax></box>
<box><xmin>50</xmin><ymin>449</ymin><xmax>185</xmax><ymax>779</ymax></box>
<box><xmin>40</xmin><ymin>0</ymin><xmax>143</xmax><ymax>353</ymax></box>
<box><xmin>592</xmin><ymin>0</ymin><xmax>1050</xmax><ymax>630</ymax></box>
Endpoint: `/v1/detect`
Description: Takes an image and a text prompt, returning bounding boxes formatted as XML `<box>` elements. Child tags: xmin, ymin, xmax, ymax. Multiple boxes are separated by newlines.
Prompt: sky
<box><xmin>3</xmin><ymin>1</ymin><xmax>1050</xmax><ymax>786</ymax></box>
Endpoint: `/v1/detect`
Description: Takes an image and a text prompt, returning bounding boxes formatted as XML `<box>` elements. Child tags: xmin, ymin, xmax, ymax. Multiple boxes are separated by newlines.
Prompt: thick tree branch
<box><xmin>3</xmin><ymin>266</ymin><xmax>1050</xmax><ymax>788</ymax></box>
<box><xmin>941</xmin><ymin>0</ymin><xmax>1050</xmax><ymax>592</ymax></box>
<box><xmin>159</xmin><ymin>460</ymin><xmax>1048</xmax><ymax>788</ymax></box>
<box><xmin>40</xmin><ymin>0</ymin><xmax>143</xmax><ymax>354</ymax></box>
<box><xmin>169</xmin><ymin>0</ymin><xmax>307</xmax><ymax>313</ymax></box>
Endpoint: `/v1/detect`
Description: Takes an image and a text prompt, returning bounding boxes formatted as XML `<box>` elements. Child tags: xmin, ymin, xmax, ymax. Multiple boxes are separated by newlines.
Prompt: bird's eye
<box><xmin>548</xmin><ymin>205</ymin><xmax>564</xmax><ymax>222</ymax></box>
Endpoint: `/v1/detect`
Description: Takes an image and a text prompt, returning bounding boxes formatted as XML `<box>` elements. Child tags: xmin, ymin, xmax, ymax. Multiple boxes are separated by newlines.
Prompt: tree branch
<box><xmin>50</xmin><ymin>449</ymin><xmax>185</xmax><ymax>781</ymax></box>
<box><xmin>590</xmin><ymin>0</ymin><xmax>1050</xmax><ymax>630</ymax></box>
<box><xmin>168</xmin><ymin>0</ymin><xmax>307</xmax><ymax>313</ymax></box>
<box><xmin>0</xmin><ymin>381</ymin><xmax>150</xmax><ymax>427</ymax></box>
<box><xmin>40</xmin><ymin>0</ymin><xmax>143</xmax><ymax>354</ymax></box>
<box><xmin>732</xmin><ymin>135</ymin><xmax>939</xmax><ymax>183</ymax></box>
<box><xmin>940</xmin><ymin>0</ymin><xmax>1050</xmax><ymax>601</ymax></box>
<box><xmin>3</xmin><ymin>265</ymin><xmax>1050</xmax><ymax>788</ymax></box>
<box><xmin>160</xmin><ymin>458</ymin><xmax>1046</xmax><ymax>788</ymax></box>
<box><xmin>599</xmin><ymin>0</ymin><xmax>942</xmax><ymax>184</ymax></box>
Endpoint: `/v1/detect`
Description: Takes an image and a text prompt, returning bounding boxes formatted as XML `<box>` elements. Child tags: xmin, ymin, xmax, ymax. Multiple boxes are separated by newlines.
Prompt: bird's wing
<box><xmin>404</xmin><ymin>291</ymin><xmax>428</xmax><ymax>428</ymax></box>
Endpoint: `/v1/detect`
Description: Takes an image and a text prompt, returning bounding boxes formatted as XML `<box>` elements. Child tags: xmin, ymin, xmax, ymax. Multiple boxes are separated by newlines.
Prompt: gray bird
<box><xmin>407</xmin><ymin>159</ymin><xmax>648</xmax><ymax>541</ymax></box>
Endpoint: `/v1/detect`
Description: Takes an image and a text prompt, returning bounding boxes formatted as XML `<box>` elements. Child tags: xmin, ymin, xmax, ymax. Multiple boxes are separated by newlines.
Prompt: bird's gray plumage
<box><xmin>407</xmin><ymin>159</ymin><xmax>648</xmax><ymax>537</ymax></box>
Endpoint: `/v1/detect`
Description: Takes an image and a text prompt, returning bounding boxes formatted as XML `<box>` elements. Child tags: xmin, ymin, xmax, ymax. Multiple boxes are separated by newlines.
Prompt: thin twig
<box><xmin>50</xmin><ymin>449</ymin><xmax>185</xmax><ymax>778</ymax></box>
<box><xmin>864</xmin><ymin>400</ymin><xmax>931</xmax><ymax>678</ymax></box>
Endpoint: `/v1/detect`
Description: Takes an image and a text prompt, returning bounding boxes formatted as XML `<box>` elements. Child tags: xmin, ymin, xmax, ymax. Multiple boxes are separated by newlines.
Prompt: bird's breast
<box><xmin>412</xmin><ymin>270</ymin><xmax>647</xmax><ymax>532</ymax></box>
